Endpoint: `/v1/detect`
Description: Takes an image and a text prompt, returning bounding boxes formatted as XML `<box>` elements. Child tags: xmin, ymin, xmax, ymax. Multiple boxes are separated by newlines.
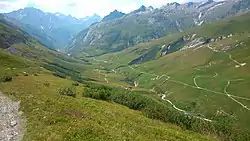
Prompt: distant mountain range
<box><xmin>2</xmin><ymin>0</ymin><xmax>250</xmax><ymax>54</ymax></box>
<box><xmin>3</xmin><ymin>7</ymin><xmax>101</xmax><ymax>49</ymax></box>
<box><xmin>67</xmin><ymin>0</ymin><xmax>250</xmax><ymax>56</ymax></box>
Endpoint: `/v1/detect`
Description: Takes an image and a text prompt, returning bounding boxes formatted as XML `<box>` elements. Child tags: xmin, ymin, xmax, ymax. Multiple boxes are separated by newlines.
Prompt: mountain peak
<box><xmin>140</xmin><ymin>5</ymin><xmax>146</xmax><ymax>9</ymax></box>
<box><xmin>22</xmin><ymin>7</ymin><xmax>44</xmax><ymax>13</ymax></box>
<box><xmin>113</xmin><ymin>9</ymin><xmax>119</xmax><ymax>13</ymax></box>
<box><xmin>102</xmin><ymin>10</ymin><xmax>125</xmax><ymax>22</ymax></box>
<box><xmin>92</xmin><ymin>13</ymin><xmax>101</xmax><ymax>18</ymax></box>
<box><xmin>131</xmin><ymin>5</ymin><xmax>154</xmax><ymax>14</ymax></box>
<box><xmin>170</xmin><ymin>2</ymin><xmax>180</xmax><ymax>6</ymax></box>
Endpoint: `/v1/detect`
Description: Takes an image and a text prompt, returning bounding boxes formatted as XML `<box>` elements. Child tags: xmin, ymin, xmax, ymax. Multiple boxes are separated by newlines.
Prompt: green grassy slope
<box><xmin>0</xmin><ymin>15</ymin><xmax>216</xmax><ymax>141</ymax></box>
<box><xmin>67</xmin><ymin>13</ymin><xmax>250</xmax><ymax>141</ymax></box>
<box><xmin>90</xmin><ymin>13</ymin><xmax>250</xmax><ymax>134</ymax></box>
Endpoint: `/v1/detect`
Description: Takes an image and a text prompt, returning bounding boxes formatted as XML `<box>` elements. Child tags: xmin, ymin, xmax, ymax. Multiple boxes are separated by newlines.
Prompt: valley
<box><xmin>1</xmin><ymin>0</ymin><xmax>250</xmax><ymax>140</ymax></box>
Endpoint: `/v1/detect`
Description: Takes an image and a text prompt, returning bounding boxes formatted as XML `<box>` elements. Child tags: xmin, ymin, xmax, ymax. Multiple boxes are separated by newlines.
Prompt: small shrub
<box><xmin>23</xmin><ymin>72</ymin><xmax>28</xmax><ymax>76</ymax></box>
<box><xmin>72</xmin><ymin>82</ymin><xmax>79</xmax><ymax>86</ymax></box>
<box><xmin>0</xmin><ymin>76</ymin><xmax>12</xmax><ymax>82</ymax></box>
<box><xmin>43</xmin><ymin>81</ymin><xmax>50</xmax><ymax>87</ymax></box>
<box><xmin>59</xmin><ymin>87</ymin><xmax>76</xmax><ymax>98</ymax></box>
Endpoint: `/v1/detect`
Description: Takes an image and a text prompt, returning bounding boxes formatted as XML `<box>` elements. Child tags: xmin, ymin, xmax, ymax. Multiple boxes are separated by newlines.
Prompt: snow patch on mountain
<box><xmin>207</xmin><ymin>2</ymin><xmax>225</xmax><ymax>11</ymax></box>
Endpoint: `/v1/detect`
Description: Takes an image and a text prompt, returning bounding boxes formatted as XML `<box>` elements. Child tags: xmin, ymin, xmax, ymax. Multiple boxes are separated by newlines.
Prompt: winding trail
<box><xmin>161</xmin><ymin>94</ymin><xmax>186</xmax><ymax>113</ymax></box>
<box><xmin>91</xmin><ymin>49</ymin><xmax>250</xmax><ymax>113</ymax></box>
<box><xmin>161</xmin><ymin>94</ymin><xmax>212</xmax><ymax>122</ymax></box>
<box><xmin>150</xmin><ymin>80</ymin><xmax>212</xmax><ymax>122</ymax></box>
<box><xmin>125</xmin><ymin>63</ymin><xmax>250</xmax><ymax>110</ymax></box>
<box><xmin>207</xmin><ymin>44</ymin><xmax>246</xmax><ymax>67</ymax></box>
<box><xmin>193</xmin><ymin>72</ymin><xmax>218</xmax><ymax>88</ymax></box>
<box><xmin>0</xmin><ymin>91</ymin><xmax>25</xmax><ymax>141</ymax></box>
<box><xmin>224</xmin><ymin>79</ymin><xmax>250</xmax><ymax>110</ymax></box>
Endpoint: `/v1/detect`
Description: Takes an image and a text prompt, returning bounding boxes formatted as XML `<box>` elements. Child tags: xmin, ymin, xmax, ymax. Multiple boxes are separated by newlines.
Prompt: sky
<box><xmin>0</xmin><ymin>0</ymin><xmax>210</xmax><ymax>18</ymax></box>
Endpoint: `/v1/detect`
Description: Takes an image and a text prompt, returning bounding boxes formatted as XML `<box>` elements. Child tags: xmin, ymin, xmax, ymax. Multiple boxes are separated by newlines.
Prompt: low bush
<box><xmin>72</xmin><ymin>82</ymin><xmax>79</xmax><ymax>86</ymax></box>
<box><xmin>0</xmin><ymin>76</ymin><xmax>12</xmax><ymax>82</ymax></box>
<box><xmin>59</xmin><ymin>86</ymin><xmax>76</xmax><ymax>98</ymax></box>
<box><xmin>43</xmin><ymin>81</ymin><xmax>50</xmax><ymax>87</ymax></box>
<box><xmin>84</xmin><ymin>83</ymin><xmax>112</xmax><ymax>100</ymax></box>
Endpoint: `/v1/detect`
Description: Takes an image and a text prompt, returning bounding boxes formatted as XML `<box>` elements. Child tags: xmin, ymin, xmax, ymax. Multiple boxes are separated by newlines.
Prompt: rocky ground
<box><xmin>0</xmin><ymin>91</ymin><xmax>25</xmax><ymax>141</ymax></box>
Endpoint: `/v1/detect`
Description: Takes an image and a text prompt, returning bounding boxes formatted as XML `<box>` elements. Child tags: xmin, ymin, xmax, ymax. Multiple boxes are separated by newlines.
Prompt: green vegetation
<box><xmin>2</xmin><ymin>7</ymin><xmax>250</xmax><ymax>141</ymax></box>
<box><xmin>83</xmin><ymin>83</ymin><xmax>250</xmax><ymax>141</ymax></box>
<box><xmin>0</xmin><ymin>17</ymin><xmax>216</xmax><ymax>140</ymax></box>
<box><xmin>59</xmin><ymin>86</ymin><xmax>77</xmax><ymax>98</ymax></box>
<box><xmin>95</xmin><ymin>12</ymin><xmax>250</xmax><ymax>70</ymax></box>
<box><xmin>0</xmin><ymin>75</ymin><xmax>12</xmax><ymax>82</ymax></box>
<box><xmin>78</xmin><ymin>13</ymin><xmax>250</xmax><ymax>140</ymax></box>
<box><xmin>0</xmin><ymin>52</ymin><xmax>215</xmax><ymax>141</ymax></box>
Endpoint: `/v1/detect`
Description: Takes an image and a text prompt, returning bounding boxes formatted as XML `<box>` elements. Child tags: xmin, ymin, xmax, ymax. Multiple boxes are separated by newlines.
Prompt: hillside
<box><xmin>2</xmin><ymin>1</ymin><xmax>250</xmax><ymax>141</ymax></box>
<box><xmin>0</xmin><ymin>13</ymin><xmax>217</xmax><ymax>141</ymax></box>
<box><xmin>84</xmin><ymin>12</ymin><xmax>250</xmax><ymax>140</ymax></box>
<box><xmin>95</xmin><ymin>11</ymin><xmax>250</xmax><ymax>66</ymax></box>
<box><xmin>68</xmin><ymin>0</ymin><xmax>250</xmax><ymax>56</ymax></box>
<box><xmin>0</xmin><ymin>16</ymin><xmax>30</xmax><ymax>49</ymax></box>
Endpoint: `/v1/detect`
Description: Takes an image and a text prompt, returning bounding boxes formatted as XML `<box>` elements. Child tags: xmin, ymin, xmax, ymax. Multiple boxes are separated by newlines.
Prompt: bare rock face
<box><xmin>0</xmin><ymin>91</ymin><xmax>25</xmax><ymax>141</ymax></box>
<box><xmin>182</xmin><ymin>37</ymin><xmax>206</xmax><ymax>50</ymax></box>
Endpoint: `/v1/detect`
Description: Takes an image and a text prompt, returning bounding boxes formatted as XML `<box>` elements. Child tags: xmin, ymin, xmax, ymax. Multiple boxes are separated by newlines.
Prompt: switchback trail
<box><xmin>224</xmin><ymin>79</ymin><xmax>250</xmax><ymax>110</ymax></box>
<box><xmin>91</xmin><ymin>50</ymin><xmax>250</xmax><ymax>111</ymax></box>
<box><xmin>207</xmin><ymin>44</ymin><xmax>247</xmax><ymax>68</ymax></box>
<box><xmin>161</xmin><ymin>94</ymin><xmax>213</xmax><ymax>122</ymax></box>
<box><xmin>0</xmin><ymin>91</ymin><xmax>25</xmax><ymax>141</ymax></box>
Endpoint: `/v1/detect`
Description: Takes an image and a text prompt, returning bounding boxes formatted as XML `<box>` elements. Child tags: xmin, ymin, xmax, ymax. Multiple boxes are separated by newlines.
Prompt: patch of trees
<box><xmin>42</xmin><ymin>61</ymin><xmax>93</xmax><ymax>83</ymax></box>
<box><xmin>83</xmin><ymin>83</ymin><xmax>250</xmax><ymax>141</ymax></box>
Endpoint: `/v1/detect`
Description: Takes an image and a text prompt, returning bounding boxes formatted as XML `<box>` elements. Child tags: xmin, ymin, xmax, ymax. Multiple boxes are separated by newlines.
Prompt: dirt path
<box><xmin>223</xmin><ymin>79</ymin><xmax>250</xmax><ymax>110</ymax></box>
<box><xmin>207</xmin><ymin>44</ymin><xmax>247</xmax><ymax>68</ymax></box>
<box><xmin>0</xmin><ymin>91</ymin><xmax>25</xmax><ymax>141</ymax></box>
<box><xmin>129</xmin><ymin>65</ymin><xmax>250</xmax><ymax>110</ymax></box>
<box><xmin>91</xmin><ymin>52</ymin><xmax>250</xmax><ymax>111</ymax></box>
<box><xmin>193</xmin><ymin>72</ymin><xmax>218</xmax><ymax>88</ymax></box>
<box><xmin>161</xmin><ymin>94</ymin><xmax>212</xmax><ymax>122</ymax></box>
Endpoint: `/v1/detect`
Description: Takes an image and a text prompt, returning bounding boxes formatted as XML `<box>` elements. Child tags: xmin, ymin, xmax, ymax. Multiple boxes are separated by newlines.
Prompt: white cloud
<box><xmin>0</xmin><ymin>0</ymin><xmax>209</xmax><ymax>18</ymax></box>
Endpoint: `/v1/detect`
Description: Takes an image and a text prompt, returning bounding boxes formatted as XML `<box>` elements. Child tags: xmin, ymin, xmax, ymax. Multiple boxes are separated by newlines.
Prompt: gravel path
<box><xmin>0</xmin><ymin>91</ymin><xmax>25</xmax><ymax>141</ymax></box>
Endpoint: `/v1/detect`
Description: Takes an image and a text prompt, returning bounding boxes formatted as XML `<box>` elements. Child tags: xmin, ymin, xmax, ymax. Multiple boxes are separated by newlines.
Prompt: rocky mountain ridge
<box><xmin>68</xmin><ymin>0</ymin><xmax>250</xmax><ymax>56</ymax></box>
<box><xmin>3</xmin><ymin>7</ymin><xmax>102</xmax><ymax>49</ymax></box>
